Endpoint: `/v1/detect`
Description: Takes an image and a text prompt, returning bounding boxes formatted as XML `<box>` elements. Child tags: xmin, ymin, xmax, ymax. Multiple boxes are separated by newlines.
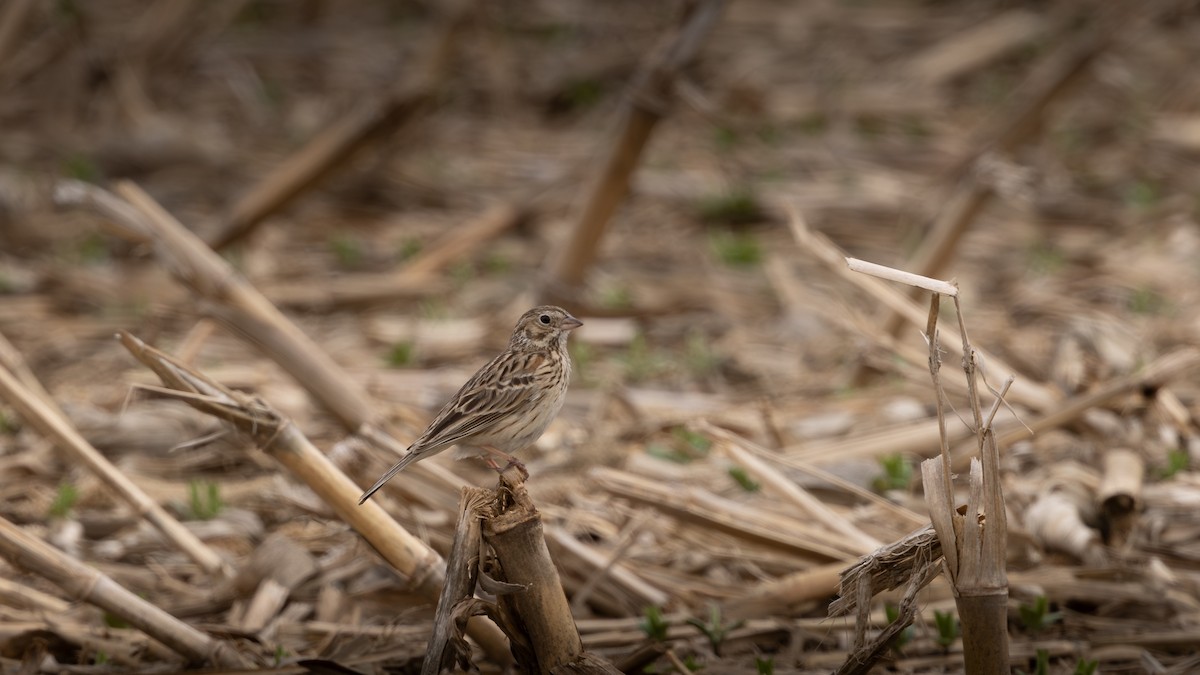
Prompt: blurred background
<box><xmin>2</xmin><ymin>0</ymin><xmax>1200</xmax><ymax>672</ymax></box>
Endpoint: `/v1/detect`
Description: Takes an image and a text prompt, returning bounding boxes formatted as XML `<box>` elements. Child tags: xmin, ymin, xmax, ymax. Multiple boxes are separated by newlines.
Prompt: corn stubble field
<box><xmin>2</xmin><ymin>0</ymin><xmax>1200</xmax><ymax>673</ymax></box>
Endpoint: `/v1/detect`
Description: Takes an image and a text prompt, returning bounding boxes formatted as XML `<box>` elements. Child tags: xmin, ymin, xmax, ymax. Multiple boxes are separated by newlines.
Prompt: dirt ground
<box><xmin>2</xmin><ymin>1</ymin><xmax>1200</xmax><ymax>673</ymax></box>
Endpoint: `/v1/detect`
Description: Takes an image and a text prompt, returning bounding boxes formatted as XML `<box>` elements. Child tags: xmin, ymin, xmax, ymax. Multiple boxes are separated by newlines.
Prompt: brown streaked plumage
<box><xmin>358</xmin><ymin>306</ymin><xmax>582</xmax><ymax>504</ymax></box>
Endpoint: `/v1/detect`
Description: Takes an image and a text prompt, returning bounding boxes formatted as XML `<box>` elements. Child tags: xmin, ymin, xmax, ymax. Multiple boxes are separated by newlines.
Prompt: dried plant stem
<box><xmin>788</xmin><ymin>210</ymin><xmax>1058</xmax><ymax>412</ymax></box>
<box><xmin>0</xmin><ymin>515</ymin><xmax>249</xmax><ymax>668</ymax></box>
<box><xmin>969</xmin><ymin>348</ymin><xmax>1200</xmax><ymax>472</ymax></box>
<box><xmin>547</xmin><ymin>525</ymin><xmax>669</xmax><ymax>609</ymax></box>
<box><xmin>0</xmin><ymin>0</ymin><xmax>35</xmax><ymax>66</ymax></box>
<box><xmin>950</xmin><ymin>4</ymin><xmax>1130</xmax><ymax>178</ymax></box>
<box><xmin>174</xmin><ymin>318</ymin><xmax>218</xmax><ymax>364</ymax></box>
<box><xmin>833</xmin><ymin>554</ymin><xmax>943</xmax><ymax>675</ymax></box>
<box><xmin>879</xmin><ymin>6</ymin><xmax>1131</xmax><ymax>341</ymax></box>
<box><xmin>260</xmin><ymin>202</ymin><xmax>525</xmax><ymax>309</ymax></box>
<box><xmin>564</xmin><ymin>512</ymin><xmax>658</xmax><ymax>612</ymax></box>
<box><xmin>544</xmin><ymin>0</ymin><xmax>724</xmax><ymax>297</ymax></box>
<box><xmin>127</xmin><ymin>0</ymin><xmax>209</xmax><ymax>63</ymax></box>
<box><xmin>121</xmin><ymin>181</ymin><xmax>381</xmax><ymax>428</ymax></box>
<box><xmin>403</xmin><ymin>202</ymin><xmax>527</xmax><ymax>279</ymax></box>
<box><xmin>925</xmin><ymin>295</ymin><xmax>955</xmax><ymax>505</ymax></box>
<box><xmin>423</xmin><ymin>488</ymin><xmax>490</xmax><ymax>675</ymax></box>
<box><xmin>703</xmin><ymin>423</ymin><xmax>882</xmax><ymax>553</ymax></box>
<box><xmin>0</xmin><ymin>329</ymin><xmax>58</xmax><ymax>409</ymax></box>
<box><xmin>841</xmin><ymin>259</ymin><xmax>1009</xmax><ymax>674</ymax></box>
<box><xmin>209</xmin><ymin>0</ymin><xmax>473</xmax><ymax>250</ymax></box>
<box><xmin>54</xmin><ymin>180</ymin><xmax>453</xmax><ymax>498</ymax></box>
<box><xmin>267</xmin><ymin>422</ymin><xmax>510</xmax><ymax>662</ymax></box>
<box><xmin>593</xmin><ymin>467</ymin><xmax>853</xmax><ymax>561</ymax></box>
<box><xmin>0</xmin><ymin>352</ymin><xmax>230</xmax><ymax>578</ymax></box>
<box><xmin>921</xmin><ymin>295</ymin><xmax>1009</xmax><ymax>674</ymax></box>
<box><xmin>615</xmin><ymin>642</ymin><xmax>670</xmax><ymax>673</ymax></box>
<box><xmin>951</xmin><ymin>296</ymin><xmax>986</xmax><ymax>445</ymax></box>
<box><xmin>117</xmin><ymin>331</ymin><xmax>513</xmax><ymax>666</ymax></box>
<box><xmin>726</xmin><ymin>562</ymin><xmax>846</xmax><ymax>618</ymax></box>
<box><xmin>905</xmin><ymin>10</ymin><xmax>1045</xmax><ymax>85</ymax></box>
<box><xmin>54</xmin><ymin>179</ymin><xmax>376</xmax><ymax>430</ymax></box>
<box><xmin>483</xmin><ymin>468</ymin><xmax>621</xmax><ymax>674</ymax></box>
<box><xmin>786</xmin><ymin>418</ymin><xmax>961</xmax><ymax>467</ymax></box>
<box><xmin>757</xmin><ymin>444</ymin><xmax>929</xmax><ymax>528</ymax></box>
<box><xmin>256</xmin><ymin>269</ymin><xmax>442</xmax><ymax>310</ymax></box>
<box><xmin>0</xmin><ymin>576</ymin><xmax>71</xmax><ymax>614</ymax></box>
<box><xmin>233</xmin><ymin>534</ymin><xmax>318</xmax><ymax>633</ymax></box>
<box><xmin>1023</xmin><ymin>490</ymin><xmax>1104</xmax><ymax>566</ymax></box>
<box><xmin>1098</xmin><ymin>448</ymin><xmax>1143</xmax><ymax>549</ymax></box>
<box><xmin>846</xmin><ymin>258</ymin><xmax>958</xmax><ymax>296</ymax></box>
<box><xmin>546</xmin><ymin>103</ymin><xmax>656</xmax><ymax>293</ymax></box>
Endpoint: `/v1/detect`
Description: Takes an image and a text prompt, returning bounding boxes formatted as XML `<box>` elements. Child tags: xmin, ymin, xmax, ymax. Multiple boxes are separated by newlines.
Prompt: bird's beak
<box><xmin>563</xmin><ymin>316</ymin><xmax>583</xmax><ymax>331</ymax></box>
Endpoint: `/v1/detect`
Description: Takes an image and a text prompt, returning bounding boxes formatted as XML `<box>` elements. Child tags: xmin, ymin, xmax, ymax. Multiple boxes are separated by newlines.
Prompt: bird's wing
<box><xmin>411</xmin><ymin>350</ymin><xmax>547</xmax><ymax>451</ymax></box>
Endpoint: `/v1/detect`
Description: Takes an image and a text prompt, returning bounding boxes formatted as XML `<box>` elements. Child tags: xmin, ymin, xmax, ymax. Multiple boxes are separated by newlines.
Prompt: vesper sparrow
<box><xmin>358</xmin><ymin>305</ymin><xmax>583</xmax><ymax>504</ymax></box>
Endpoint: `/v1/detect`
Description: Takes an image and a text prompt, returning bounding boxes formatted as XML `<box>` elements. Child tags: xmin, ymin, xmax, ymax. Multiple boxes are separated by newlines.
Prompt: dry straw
<box><xmin>832</xmin><ymin>256</ymin><xmax>1010</xmax><ymax>674</ymax></box>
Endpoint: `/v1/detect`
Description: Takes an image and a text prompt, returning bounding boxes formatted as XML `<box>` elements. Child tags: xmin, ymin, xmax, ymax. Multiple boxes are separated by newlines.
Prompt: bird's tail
<box><xmin>357</xmin><ymin>452</ymin><xmax>420</xmax><ymax>504</ymax></box>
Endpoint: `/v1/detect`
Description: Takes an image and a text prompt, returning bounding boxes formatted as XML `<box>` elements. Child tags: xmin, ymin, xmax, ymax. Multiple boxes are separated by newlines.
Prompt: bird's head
<box><xmin>511</xmin><ymin>305</ymin><xmax>583</xmax><ymax>350</ymax></box>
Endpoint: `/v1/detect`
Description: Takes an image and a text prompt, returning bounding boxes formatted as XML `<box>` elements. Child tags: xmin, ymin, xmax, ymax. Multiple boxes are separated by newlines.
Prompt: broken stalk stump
<box><xmin>479</xmin><ymin>466</ymin><xmax>621</xmax><ymax>674</ymax></box>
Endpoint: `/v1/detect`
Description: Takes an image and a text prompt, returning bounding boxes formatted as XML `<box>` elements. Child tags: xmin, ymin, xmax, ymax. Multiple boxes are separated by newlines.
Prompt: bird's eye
<box><xmin>539</xmin><ymin>314</ymin><xmax>551</xmax><ymax>325</ymax></box>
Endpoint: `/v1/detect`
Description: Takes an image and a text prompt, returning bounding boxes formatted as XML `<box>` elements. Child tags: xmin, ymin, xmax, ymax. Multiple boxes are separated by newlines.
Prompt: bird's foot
<box><xmin>502</xmin><ymin>458</ymin><xmax>529</xmax><ymax>479</ymax></box>
<box><xmin>481</xmin><ymin>446</ymin><xmax>528</xmax><ymax>479</ymax></box>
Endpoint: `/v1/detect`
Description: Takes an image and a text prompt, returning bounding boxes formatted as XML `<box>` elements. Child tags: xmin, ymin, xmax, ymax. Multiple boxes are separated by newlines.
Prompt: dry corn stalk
<box><xmin>544</xmin><ymin>0</ymin><xmax>725</xmax><ymax>298</ymax></box>
<box><xmin>117</xmin><ymin>331</ymin><xmax>513</xmax><ymax>665</ymax></box>
<box><xmin>830</xmin><ymin>260</ymin><xmax>1010</xmax><ymax>674</ymax></box>
<box><xmin>0</xmin><ymin>331</ymin><xmax>230</xmax><ymax>577</ymax></box>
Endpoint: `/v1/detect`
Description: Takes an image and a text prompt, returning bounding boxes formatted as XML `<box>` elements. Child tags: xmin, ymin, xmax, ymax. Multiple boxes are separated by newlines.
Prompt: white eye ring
<box><xmin>539</xmin><ymin>314</ymin><xmax>551</xmax><ymax>325</ymax></box>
